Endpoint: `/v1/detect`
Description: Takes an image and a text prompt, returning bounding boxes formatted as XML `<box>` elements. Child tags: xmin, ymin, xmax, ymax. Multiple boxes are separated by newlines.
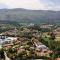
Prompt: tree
<box><xmin>49</xmin><ymin>32</ymin><xmax>56</xmax><ymax>60</ymax></box>
<box><xmin>7</xmin><ymin>47</ymin><xmax>17</xmax><ymax>59</ymax></box>
<box><xmin>0</xmin><ymin>48</ymin><xmax>5</xmax><ymax>59</ymax></box>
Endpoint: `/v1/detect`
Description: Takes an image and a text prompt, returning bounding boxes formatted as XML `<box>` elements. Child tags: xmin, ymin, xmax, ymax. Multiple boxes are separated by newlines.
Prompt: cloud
<box><xmin>0</xmin><ymin>0</ymin><xmax>60</xmax><ymax>10</ymax></box>
<box><xmin>0</xmin><ymin>0</ymin><xmax>42</xmax><ymax>10</ymax></box>
<box><xmin>38</xmin><ymin>0</ymin><xmax>60</xmax><ymax>10</ymax></box>
<box><xmin>0</xmin><ymin>3</ymin><xmax>8</xmax><ymax>9</ymax></box>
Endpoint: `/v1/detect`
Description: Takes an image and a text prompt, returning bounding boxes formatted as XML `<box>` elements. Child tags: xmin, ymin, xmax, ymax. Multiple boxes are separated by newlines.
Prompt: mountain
<box><xmin>0</xmin><ymin>8</ymin><xmax>60</xmax><ymax>24</ymax></box>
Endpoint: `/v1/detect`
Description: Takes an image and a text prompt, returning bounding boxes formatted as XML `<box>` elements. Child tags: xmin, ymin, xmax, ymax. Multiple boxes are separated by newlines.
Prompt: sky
<box><xmin>0</xmin><ymin>0</ymin><xmax>60</xmax><ymax>11</ymax></box>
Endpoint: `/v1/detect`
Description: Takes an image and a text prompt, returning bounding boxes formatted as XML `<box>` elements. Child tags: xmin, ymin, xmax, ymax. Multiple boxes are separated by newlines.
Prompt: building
<box><xmin>2</xmin><ymin>37</ymin><xmax>17</xmax><ymax>45</ymax></box>
<box><xmin>40</xmin><ymin>24</ymin><xmax>53</xmax><ymax>30</ymax></box>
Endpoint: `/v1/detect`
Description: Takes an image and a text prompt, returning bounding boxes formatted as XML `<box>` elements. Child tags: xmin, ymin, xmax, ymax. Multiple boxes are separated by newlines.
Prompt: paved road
<box><xmin>4</xmin><ymin>52</ymin><xmax>10</xmax><ymax>60</ymax></box>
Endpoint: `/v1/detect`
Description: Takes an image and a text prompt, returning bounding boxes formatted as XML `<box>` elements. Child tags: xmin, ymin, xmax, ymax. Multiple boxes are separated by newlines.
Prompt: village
<box><xmin>0</xmin><ymin>23</ymin><xmax>60</xmax><ymax>60</ymax></box>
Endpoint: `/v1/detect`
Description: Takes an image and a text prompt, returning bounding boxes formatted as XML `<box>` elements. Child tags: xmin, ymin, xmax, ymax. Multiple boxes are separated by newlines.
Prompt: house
<box><xmin>40</xmin><ymin>24</ymin><xmax>53</xmax><ymax>30</ymax></box>
<box><xmin>53</xmin><ymin>28</ymin><xmax>60</xmax><ymax>37</ymax></box>
<box><xmin>36</xmin><ymin>45</ymin><xmax>48</xmax><ymax>52</ymax></box>
<box><xmin>0</xmin><ymin>36</ymin><xmax>17</xmax><ymax>45</ymax></box>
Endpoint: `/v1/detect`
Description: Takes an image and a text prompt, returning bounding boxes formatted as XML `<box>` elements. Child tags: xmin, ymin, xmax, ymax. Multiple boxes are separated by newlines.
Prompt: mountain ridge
<box><xmin>0</xmin><ymin>8</ymin><xmax>60</xmax><ymax>23</ymax></box>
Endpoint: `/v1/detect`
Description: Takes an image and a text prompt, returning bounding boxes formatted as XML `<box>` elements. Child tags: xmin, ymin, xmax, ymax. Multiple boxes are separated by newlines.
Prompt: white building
<box><xmin>0</xmin><ymin>36</ymin><xmax>17</xmax><ymax>45</ymax></box>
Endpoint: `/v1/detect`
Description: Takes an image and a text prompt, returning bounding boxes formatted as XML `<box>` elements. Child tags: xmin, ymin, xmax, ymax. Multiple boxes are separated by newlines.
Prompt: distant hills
<box><xmin>0</xmin><ymin>8</ymin><xmax>60</xmax><ymax>24</ymax></box>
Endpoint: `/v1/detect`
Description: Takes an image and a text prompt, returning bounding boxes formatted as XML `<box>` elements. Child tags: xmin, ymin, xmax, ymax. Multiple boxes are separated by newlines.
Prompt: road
<box><xmin>4</xmin><ymin>52</ymin><xmax>10</xmax><ymax>60</ymax></box>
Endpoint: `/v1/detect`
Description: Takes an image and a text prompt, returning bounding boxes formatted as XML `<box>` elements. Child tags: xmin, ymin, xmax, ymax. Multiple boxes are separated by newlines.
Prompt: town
<box><xmin>0</xmin><ymin>23</ymin><xmax>60</xmax><ymax>60</ymax></box>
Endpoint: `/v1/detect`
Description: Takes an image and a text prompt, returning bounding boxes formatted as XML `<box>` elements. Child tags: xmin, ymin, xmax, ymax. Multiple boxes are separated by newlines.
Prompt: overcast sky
<box><xmin>0</xmin><ymin>0</ymin><xmax>60</xmax><ymax>11</ymax></box>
